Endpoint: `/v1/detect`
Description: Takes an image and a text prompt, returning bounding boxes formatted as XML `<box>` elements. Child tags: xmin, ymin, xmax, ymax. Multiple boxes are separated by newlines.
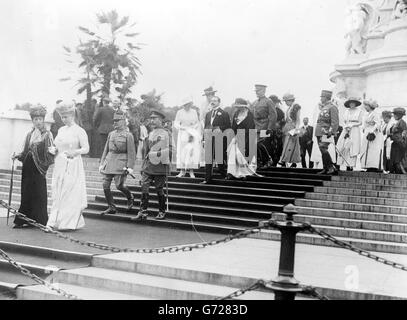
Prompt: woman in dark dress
<box><xmin>388</xmin><ymin>107</ymin><xmax>407</xmax><ymax>174</ymax></box>
<box><xmin>226</xmin><ymin>98</ymin><xmax>257</xmax><ymax>180</ymax></box>
<box><xmin>13</xmin><ymin>105</ymin><xmax>55</xmax><ymax>228</ymax></box>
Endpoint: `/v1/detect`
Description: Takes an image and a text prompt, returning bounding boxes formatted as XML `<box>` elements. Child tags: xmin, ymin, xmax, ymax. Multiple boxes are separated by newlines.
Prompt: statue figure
<box><xmin>392</xmin><ymin>0</ymin><xmax>407</xmax><ymax>19</ymax></box>
<box><xmin>345</xmin><ymin>3</ymin><xmax>374</xmax><ymax>55</ymax></box>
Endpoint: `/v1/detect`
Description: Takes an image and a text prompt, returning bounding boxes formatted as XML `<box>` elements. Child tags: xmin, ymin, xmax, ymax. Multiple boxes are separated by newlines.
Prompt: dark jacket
<box><xmin>232</xmin><ymin>110</ymin><xmax>255</xmax><ymax>157</ymax></box>
<box><xmin>50</xmin><ymin>110</ymin><xmax>64</xmax><ymax>138</ymax></box>
<box><xmin>204</xmin><ymin>108</ymin><xmax>231</xmax><ymax>131</ymax></box>
<box><xmin>141</xmin><ymin>127</ymin><xmax>172</xmax><ymax>176</ymax></box>
<box><xmin>299</xmin><ymin>125</ymin><xmax>314</xmax><ymax>146</ymax></box>
<box><xmin>93</xmin><ymin>106</ymin><xmax>115</xmax><ymax>134</ymax></box>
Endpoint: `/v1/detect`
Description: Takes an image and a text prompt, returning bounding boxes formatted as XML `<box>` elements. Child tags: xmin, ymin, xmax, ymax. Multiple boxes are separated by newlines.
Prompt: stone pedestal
<box><xmin>331</xmin><ymin>1</ymin><xmax>407</xmax><ymax>113</ymax></box>
<box><xmin>0</xmin><ymin>110</ymin><xmax>53</xmax><ymax>170</ymax></box>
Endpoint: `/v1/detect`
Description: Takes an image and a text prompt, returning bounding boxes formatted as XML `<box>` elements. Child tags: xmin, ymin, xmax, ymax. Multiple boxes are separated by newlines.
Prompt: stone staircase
<box><xmin>15</xmin><ymin>249</ymin><xmax>278</xmax><ymax>300</ymax></box>
<box><xmin>1</xmin><ymin>159</ymin><xmax>407</xmax><ymax>254</ymax></box>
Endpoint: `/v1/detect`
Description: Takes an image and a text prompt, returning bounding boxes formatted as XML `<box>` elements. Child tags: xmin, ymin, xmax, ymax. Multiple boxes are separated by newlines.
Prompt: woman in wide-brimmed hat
<box><xmin>279</xmin><ymin>93</ymin><xmax>302</xmax><ymax>167</ymax></box>
<box><xmin>47</xmin><ymin>101</ymin><xmax>89</xmax><ymax>231</ymax></box>
<box><xmin>226</xmin><ymin>98</ymin><xmax>257</xmax><ymax>180</ymax></box>
<box><xmin>388</xmin><ymin>107</ymin><xmax>407</xmax><ymax>174</ymax></box>
<box><xmin>174</xmin><ymin>97</ymin><xmax>202</xmax><ymax>178</ymax></box>
<box><xmin>336</xmin><ymin>97</ymin><xmax>363</xmax><ymax>171</ymax></box>
<box><xmin>12</xmin><ymin>105</ymin><xmax>55</xmax><ymax>228</ymax></box>
<box><xmin>360</xmin><ymin>99</ymin><xmax>384</xmax><ymax>172</ymax></box>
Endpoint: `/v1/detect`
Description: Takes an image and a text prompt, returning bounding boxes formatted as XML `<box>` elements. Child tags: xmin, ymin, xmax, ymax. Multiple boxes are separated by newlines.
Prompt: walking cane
<box><xmin>335</xmin><ymin>146</ymin><xmax>352</xmax><ymax>168</ymax></box>
<box><xmin>7</xmin><ymin>153</ymin><xmax>16</xmax><ymax>226</ymax></box>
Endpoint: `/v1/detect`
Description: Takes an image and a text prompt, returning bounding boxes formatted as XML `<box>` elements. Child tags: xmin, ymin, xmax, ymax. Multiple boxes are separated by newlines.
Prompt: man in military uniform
<box><xmin>252</xmin><ymin>84</ymin><xmax>278</xmax><ymax>169</ymax></box>
<box><xmin>132</xmin><ymin>110</ymin><xmax>172</xmax><ymax>221</ymax></box>
<box><xmin>99</xmin><ymin>111</ymin><xmax>136</xmax><ymax>215</ymax></box>
<box><xmin>315</xmin><ymin>90</ymin><xmax>339</xmax><ymax>175</ymax></box>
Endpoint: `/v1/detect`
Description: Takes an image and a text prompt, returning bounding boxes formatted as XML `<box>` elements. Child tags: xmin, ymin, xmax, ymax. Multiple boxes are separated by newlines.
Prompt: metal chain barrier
<box><xmin>0</xmin><ymin>247</ymin><xmax>80</xmax><ymax>300</ymax></box>
<box><xmin>0</xmin><ymin>200</ymin><xmax>278</xmax><ymax>254</ymax></box>
<box><xmin>217</xmin><ymin>280</ymin><xmax>266</xmax><ymax>300</ymax></box>
<box><xmin>302</xmin><ymin>286</ymin><xmax>330</xmax><ymax>300</ymax></box>
<box><xmin>305</xmin><ymin>223</ymin><xmax>407</xmax><ymax>272</ymax></box>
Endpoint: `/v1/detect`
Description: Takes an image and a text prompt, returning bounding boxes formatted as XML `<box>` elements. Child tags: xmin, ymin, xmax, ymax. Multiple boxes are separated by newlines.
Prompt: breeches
<box><xmin>103</xmin><ymin>174</ymin><xmax>128</xmax><ymax>190</ymax></box>
<box><xmin>140</xmin><ymin>173</ymin><xmax>166</xmax><ymax>196</ymax></box>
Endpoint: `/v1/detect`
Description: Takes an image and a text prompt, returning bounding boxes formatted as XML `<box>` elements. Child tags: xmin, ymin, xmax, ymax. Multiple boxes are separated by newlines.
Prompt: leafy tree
<box><xmin>61</xmin><ymin>10</ymin><xmax>142</xmax><ymax>105</ymax></box>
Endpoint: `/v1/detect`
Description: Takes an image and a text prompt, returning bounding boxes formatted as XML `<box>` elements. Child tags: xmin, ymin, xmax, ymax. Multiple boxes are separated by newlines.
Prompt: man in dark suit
<box><xmin>201</xmin><ymin>96</ymin><xmax>232</xmax><ymax>184</ymax></box>
<box><xmin>299</xmin><ymin>117</ymin><xmax>314</xmax><ymax>168</ymax></box>
<box><xmin>93</xmin><ymin>97</ymin><xmax>115</xmax><ymax>158</ymax></box>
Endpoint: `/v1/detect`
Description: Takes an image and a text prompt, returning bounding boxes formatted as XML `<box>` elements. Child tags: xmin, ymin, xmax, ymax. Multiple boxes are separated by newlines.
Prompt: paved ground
<box><xmin>0</xmin><ymin>216</ymin><xmax>223</xmax><ymax>254</ymax></box>
<box><xmin>101</xmin><ymin>238</ymin><xmax>407</xmax><ymax>299</ymax></box>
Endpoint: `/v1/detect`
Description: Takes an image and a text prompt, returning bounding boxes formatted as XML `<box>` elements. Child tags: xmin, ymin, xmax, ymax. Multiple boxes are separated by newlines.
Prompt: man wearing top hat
<box><xmin>93</xmin><ymin>96</ymin><xmax>115</xmax><ymax>157</ymax></box>
<box><xmin>132</xmin><ymin>110</ymin><xmax>172</xmax><ymax>221</ymax></box>
<box><xmin>315</xmin><ymin>90</ymin><xmax>339</xmax><ymax>175</ymax></box>
<box><xmin>200</xmin><ymin>87</ymin><xmax>217</xmax><ymax>123</ymax></box>
<box><xmin>201</xmin><ymin>96</ymin><xmax>231</xmax><ymax>184</ymax></box>
<box><xmin>99</xmin><ymin>110</ymin><xmax>136</xmax><ymax>215</ymax></box>
<box><xmin>252</xmin><ymin>84</ymin><xmax>277</xmax><ymax>169</ymax></box>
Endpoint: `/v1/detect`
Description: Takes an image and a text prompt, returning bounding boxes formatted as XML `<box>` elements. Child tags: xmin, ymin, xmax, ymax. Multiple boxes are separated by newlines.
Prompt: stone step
<box><xmin>296</xmin><ymin>206</ymin><xmax>407</xmax><ymax>224</ymax></box>
<box><xmin>323</xmin><ymin>181</ymin><xmax>407</xmax><ymax>192</ymax></box>
<box><xmin>272</xmin><ymin>212</ymin><xmax>407</xmax><ymax>233</ymax></box>
<box><xmin>256</xmin><ymin>229</ymin><xmax>407</xmax><ymax>254</ymax></box>
<box><xmin>314</xmin><ymin>187</ymin><xmax>407</xmax><ymax>200</ymax></box>
<box><xmin>0</xmin><ymin>173</ymin><xmax>321</xmax><ymax>191</ymax></box>
<box><xmin>52</xmin><ymin>267</ymin><xmax>275</xmax><ymax>300</ymax></box>
<box><xmin>305</xmin><ymin>193</ymin><xmax>407</xmax><ymax>207</ymax></box>
<box><xmin>0</xmin><ymin>191</ymin><xmax>96</xmax><ymax>204</ymax></box>
<box><xmin>340</xmin><ymin>171</ymin><xmax>407</xmax><ymax>180</ymax></box>
<box><xmin>332</xmin><ymin>175</ymin><xmax>407</xmax><ymax>187</ymax></box>
<box><xmin>17</xmin><ymin>283</ymin><xmax>151</xmax><ymax>300</ymax></box>
<box><xmin>94</xmin><ymin>194</ymin><xmax>286</xmax><ymax>213</ymax></box>
<box><xmin>295</xmin><ymin>199</ymin><xmax>407</xmax><ymax>215</ymax></box>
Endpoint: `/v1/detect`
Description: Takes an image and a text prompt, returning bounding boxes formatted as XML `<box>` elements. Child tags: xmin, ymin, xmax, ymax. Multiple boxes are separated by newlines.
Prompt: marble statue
<box><xmin>392</xmin><ymin>0</ymin><xmax>407</xmax><ymax>19</ymax></box>
<box><xmin>345</xmin><ymin>3</ymin><xmax>373</xmax><ymax>55</ymax></box>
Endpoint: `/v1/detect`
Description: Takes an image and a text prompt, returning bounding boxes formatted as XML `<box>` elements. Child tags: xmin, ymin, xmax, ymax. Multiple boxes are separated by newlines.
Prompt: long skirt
<box><xmin>176</xmin><ymin>128</ymin><xmax>201</xmax><ymax>170</ymax></box>
<box><xmin>360</xmin><ymin>131</ymin><xmax>384</xmax><ymax>170</ymax></box>
<box><xmin>336</xmin><ymin>127</ymin><xmax>361</xmax><ymax>168</ymax></box>
<box><xmin>280</xmin><ymin>134</ymin><xmax>301</xmax><ymax>164</ymax></box>
<box><xmin>14</xmin><ymin>153</ymin><xmax>48</xmax><ymax>226</ymax></box>
<box><xmin>48</xmin><ymin>154</ymin><xmax>87</xmax><ymax>230</ymax></box>
<box><xmin>227</xmin><ymin>137</ymin><xmax>257</xmax><ymax>178</ymax></box>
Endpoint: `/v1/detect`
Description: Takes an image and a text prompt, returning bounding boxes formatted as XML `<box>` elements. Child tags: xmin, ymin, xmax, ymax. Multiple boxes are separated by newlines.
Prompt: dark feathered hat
<box><xmin>29</xmin><ymin>104</ymin><xmax>47</xmax><ymax>119</ymax></box>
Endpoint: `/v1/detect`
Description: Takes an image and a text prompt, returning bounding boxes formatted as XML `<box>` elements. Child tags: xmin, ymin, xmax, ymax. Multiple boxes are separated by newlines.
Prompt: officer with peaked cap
<box><xmin>315</xmin><ymin>90</ymin><xmax>339</xmax><ymax>175</ymax></box>
<box><xmin>252</xmin><ymin>84</ymin><xmax>277</xmax><ymax>169</ymax></box>
<box><xmin>132</xmin><ymin>109</ymin><xmax>172</xmax><ymax>221</ymax></box>
<box><xmin>99</xmin><ymin>110</ymin><xmax>136</xmax><ymax>215</ymax></box>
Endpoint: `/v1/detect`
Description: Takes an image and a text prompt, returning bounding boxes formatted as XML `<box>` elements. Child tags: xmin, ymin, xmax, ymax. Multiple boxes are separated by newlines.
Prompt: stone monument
<box><xmin>330</xmin><ymin>0</ymin><xmax>407</xmax><ymax>112</ymax></box>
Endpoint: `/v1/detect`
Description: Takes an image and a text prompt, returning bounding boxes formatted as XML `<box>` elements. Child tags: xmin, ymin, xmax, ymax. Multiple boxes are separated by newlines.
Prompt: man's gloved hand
<box><xmin>124</xmin><ymin>167</ymin><xmax>134</xmax><ymax>175</ymax></box>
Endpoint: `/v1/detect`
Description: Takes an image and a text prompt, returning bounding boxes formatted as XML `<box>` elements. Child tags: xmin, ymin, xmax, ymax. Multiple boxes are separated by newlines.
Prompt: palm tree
<box><xmin>61</xmin><ymin>10</ymin><xmax>142</xmax><ymax>104</ymax></box>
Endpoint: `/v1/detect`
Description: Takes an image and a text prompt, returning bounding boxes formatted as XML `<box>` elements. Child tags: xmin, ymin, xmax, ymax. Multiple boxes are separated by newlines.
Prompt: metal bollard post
<box><xmin>262</xmin><ymin>204</ymin><xmax>309</xmax><ymax>300</ymax></box>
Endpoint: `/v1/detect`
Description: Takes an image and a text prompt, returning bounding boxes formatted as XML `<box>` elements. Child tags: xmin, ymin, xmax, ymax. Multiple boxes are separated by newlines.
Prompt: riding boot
<box><xmin>118</xmin><ymin>186</ymin><xmax>134</xmax><ymax>211</ymax></box>
<box><xmin>132</xmin><ymin>193</ymin><xmax>149</xmax><ymax>221</ymax></box>
<box><xmin>101</xmin><ymin>189</ymin><xmax>117</xmax><ymax>215</ymax></box>
<box><xmin>155</xmin><ymin>194</ymin><xmax>167</xmax><ymax>220</ymax></box>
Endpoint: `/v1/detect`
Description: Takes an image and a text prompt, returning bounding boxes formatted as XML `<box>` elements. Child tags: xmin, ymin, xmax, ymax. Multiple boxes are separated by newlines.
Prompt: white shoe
<box><xmin>176</xmin><ymin>172</ymin><xmax>186</xmax><ymax>178</ymax></box>
<box><xmin>189</xmin><ymin>171</ymin><xmax>195</xmax><ymax>178</ymax></box>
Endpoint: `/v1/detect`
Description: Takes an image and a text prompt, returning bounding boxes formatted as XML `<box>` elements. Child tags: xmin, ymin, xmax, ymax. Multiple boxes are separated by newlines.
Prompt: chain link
<box><xmin>217</xmin><ymin>280</ymin><xmax>266</xmax><ymax>300</ymax></box>
<box><xmin>0</xmin><ymin>200</ymin><xmax>277</xmax><ymax>254</ymax></box>
<box><xmin>0</xmin><ymin>247</ymin><xmax>80</xmax><ymax>300</ymax></box>
<box><xmin>305</xmin><ymin>223</ymin><xmax>407</xmax><ymax>272</ymax></box>
<box><xmin>302</xmin><ymin>286</ymin><xmax>330</xmax><ymax>300</ymax></box>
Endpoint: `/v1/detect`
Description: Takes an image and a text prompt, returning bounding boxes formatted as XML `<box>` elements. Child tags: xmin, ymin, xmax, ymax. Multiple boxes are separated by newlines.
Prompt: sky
<box><xmin>0</xmin><ymin>0</ymin><xmax>354</xmax><ymax>118</ymax></box>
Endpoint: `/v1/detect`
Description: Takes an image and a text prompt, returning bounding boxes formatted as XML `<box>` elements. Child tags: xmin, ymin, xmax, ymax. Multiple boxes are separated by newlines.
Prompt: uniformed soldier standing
<box><xmin>132</xmin><ymin>110</ymin><xmax>172</xmax><ymax>221</ymax></box>
<box><xmin>252</xmin><ymin>84</ymin><xmax>278</xmax><ymax>169</ymax></box>
<box><xmin>99</xmin><ymin>111</ymin><xmax>136</xmax><ymax>215</ymax></box>
<box><xmin>315</xmin><ymin>90</ymin><xmax>339</xmax><ymax>175</ymax></box>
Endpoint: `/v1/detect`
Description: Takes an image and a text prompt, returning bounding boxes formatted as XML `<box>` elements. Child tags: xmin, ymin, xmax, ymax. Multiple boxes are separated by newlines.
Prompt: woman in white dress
<box><xmin>336</xmin><ymin>98</ymin><xmax>363</xmax><ymax>171</ymax></box>
<box><xmin>47</xmin><ymin>102</ymin><xmax>89</xmax><ymax>231</ymax></box>
<box><xmin>360</xmin><ymin>99</ymin><xmax>384</xmax><ymax>172</ymax></box>
<box><xmin>174</xmin><ymin>99</ymin><xmax>202</xmax><ymax>178</ymax></box>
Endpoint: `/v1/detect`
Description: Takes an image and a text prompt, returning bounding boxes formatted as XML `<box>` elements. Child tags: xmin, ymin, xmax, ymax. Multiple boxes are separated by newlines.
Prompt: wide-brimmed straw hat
<box><xmin>55</xmin><ymin>101</ymin><xmax>76</xmax><ymax>116</ymax></box>
<box><xmin>344</xmin><ymin>97</ymin><xmax>362</xmax><ymax>108</ymax></box>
